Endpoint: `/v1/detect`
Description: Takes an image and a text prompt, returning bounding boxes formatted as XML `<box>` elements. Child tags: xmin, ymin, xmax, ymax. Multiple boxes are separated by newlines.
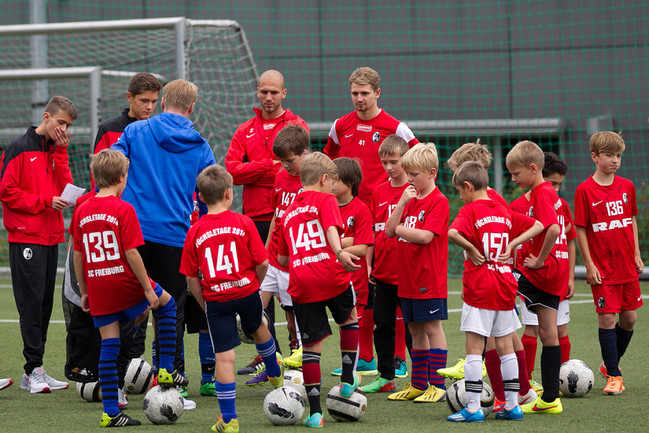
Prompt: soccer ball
<box><xmin>559</xmin><ymin>359</ymin><xmax>594</xmax><ymax>398</ymax></box>
<box><xmin>283</xmin><ymin>369</ymin><xmax>307</xmax><ymax>401</ymax></box>
<box><xmin>124</xmin><ymin>358</ymin><xmax>153</xmax><ymax>394</ymax></box>
<box><xmin>446</xmin><ymin>379</ymin><xmax>495</xmax><ymax>417</ymax></box>
<box><xmin>263</xmin><ymin>385</ymin><xmax>305</xmax><ymax>425</ymax></box>
<box><xmin>76</xmin><ymin>380</ymin><xmax>102</xmax><ymax>402</ymax></box>
<box><xmin>325</xmin><ymin>385</ymin><xmax>367</xmax><ymax>422</ymax></box>
<box><xmin>142</xmin><ymin>385</ymin><xmax>184</xmax><ymax>424</ymax></box>
<box><xmin>236</xmin><ymin>311</ymin><xmax>270</xmax><ymax>344</ymax></box>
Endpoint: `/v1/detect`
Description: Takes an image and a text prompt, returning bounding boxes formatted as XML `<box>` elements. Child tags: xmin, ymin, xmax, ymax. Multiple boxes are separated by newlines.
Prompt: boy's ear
<box><xmin>198</xmin><ymin>191</ymin><xmax>205</xmax><ymax>202</ymax></box>
<box><xmin>225</xmin><ymin>187</ymin><xmax>233</xmax><ymax>201</ymax></box>
<box><xmin>463</xmin><ymin>180</ymin><xmax>473</xmax><ymax>191</ymax></box>
<box><xmin>319</xmin><ymin>173</ymin><xmax>329</xmax><ymax>185</ymax></box>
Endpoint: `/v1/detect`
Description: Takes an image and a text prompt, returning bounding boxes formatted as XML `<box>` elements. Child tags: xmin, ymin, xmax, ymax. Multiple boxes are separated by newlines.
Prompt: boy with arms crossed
<box><xmin>574</xmin><ymin>131</ymin><xmax>643</xmax><ymax>395</ymax></box>
<box><xmin>330</xmin><ymin>157</ymin><xmax>375</xmax><ymax>376</ymax></box>
<box><xmin>181</xmin><ymin>165</ymin><xmax>283</xmax><ymax>433</ymax></box>
<box><xmin>385</xmin><ymin>143</ymin><xmax>449</xmax><ymax>403</ymax></box>
<box><xmin>515</xmin><ymin>152</ymin><xmax>576</xmax><ymax>392</ymax></box>
<box><xmin>72</xmin><ymin>150</ymin><xmax>186</xmax><ymax>427</ymax></box>
<box><xmin>506</xmin><ymin>140</ymin><xmax>569</xmax><ymax>414</ymax></box>
<box><xmin>360</xmin><ymin>135</ymin><xmax>412</xmax><ymax>394</ymax></box>
<box><xmin>277</xmin><ymin>152</ymin><xmax>361</xmax><ymax>428</ymax></box>
<box><xmin>447</xmin><ymin>161</ymin><xmax>542</xmax><ymax>422</ymax></box>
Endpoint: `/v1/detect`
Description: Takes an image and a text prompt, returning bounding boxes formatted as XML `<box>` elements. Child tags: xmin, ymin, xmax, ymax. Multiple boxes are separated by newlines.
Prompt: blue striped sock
<box><xmin>411</xmin><ymin>349</ymin><xmax>428</xmax><ymax>391</ymax></box>
<box><xmin>156</xmin><ymin>297</ymin><xmax>177</xmax><ymax>372</ymax></box>
<box><xmin>215</xmin><ymin>381</ymin><xmax>236</xmax><ymax>423</ymax></box>
<box><xmin>429</xmin><ymin>348</ymin><xmax>447</xmax><ymax>389</ymax></box>
<box><xmin>256</xmin><ymin>338</ymin><xmax>280</xmax><ymax>378</ymax></box>
<box><xmin>99</xmin><ymin>338</ymin><xmax>121</xmax><ymax>416</ymax></box>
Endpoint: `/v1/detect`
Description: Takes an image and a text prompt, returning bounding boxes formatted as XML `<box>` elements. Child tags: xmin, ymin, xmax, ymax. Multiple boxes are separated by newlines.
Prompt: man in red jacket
<box><xmin>225</xmin><ymin>69</ymin><xmax>309</xmax><ymax>242</ymax></box>
<box><xmin>0</xmin><ymin>96</ymin><xmax>77</xmax><ymax>394</ymax></box>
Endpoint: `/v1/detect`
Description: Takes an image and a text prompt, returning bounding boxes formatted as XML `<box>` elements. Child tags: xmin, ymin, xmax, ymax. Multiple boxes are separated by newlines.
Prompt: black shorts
<box><xmin>293</xmin><ymin>285</ymin><xmax>356</xmax><ymax>346</ymax></box>
<box><xmin>205</xmin><ymin>290</ymin><xmax>264</xmax><ymax>353</ymax></box>
<box><xmin>185</xmin><ymin>292</ymin><xmax>208</xmax><ymax>334</ymax></box>
<box><xmin>515</xmin><ymin>271</ymin><xmax>560</xmax><ymax>314</ymax></box>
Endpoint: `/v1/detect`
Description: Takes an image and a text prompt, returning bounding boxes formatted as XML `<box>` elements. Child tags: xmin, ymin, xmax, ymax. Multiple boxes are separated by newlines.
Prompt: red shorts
<box><xmin>591</xmin><ymin>280</ymin><xmax>643</xmax><ymax>313</ymax></box>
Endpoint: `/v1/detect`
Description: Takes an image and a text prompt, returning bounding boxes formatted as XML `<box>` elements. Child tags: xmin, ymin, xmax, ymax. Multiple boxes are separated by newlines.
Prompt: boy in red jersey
<box><xmin>72</xmin><ymin>150</ymin><xmax>187</xmax><ymax>428</ymax></box>
<box><xmin>385</xmin><ymin>142</ymin><xmax>449</xmax><ymax>403</ymax></box>
<box><xmin>442</xmin><ymin>140</ymin><xmax>537</xmax><ymax>410</ymax></box>
<box><xmin>574</xmin><ymin>131</ymin><xmax>643</xmax><ymax>396</ymax></box>
<box><xmin>360</xmin><ymin>135</ymin><xmax>412</xmax><ymax>394</ymax></box>
<box><xmin>247</xmin><ymin>125</ymin><xmax>309</xmax><ymax>383</ymax></box>
<box><xmin>277</xmin><ymin>152</ymin><xmax>361</xmax><ymax>428</ymax></box>
<box><xmin>330</xmin><ymin>157</ymin><xmax>375</xmax><ymax>377</ymax></box>
<box><xmin>447</xmin><ymin>161</ymin><xmax>542</xmax><ymax>422</ymax></box>
<box><xmin>181</xmin><ymin>164</ymin><xmax>283</xmax><ymax>433</ymax></box>
<box><xmin>517</xmin><ymin>152</ymin><xmax>576</xmax><ymax>395</ymax></box>
<box><xmin>506</xmin><ymin>140</ymin><xmax>569</xmax><ymax>414</ymax></box>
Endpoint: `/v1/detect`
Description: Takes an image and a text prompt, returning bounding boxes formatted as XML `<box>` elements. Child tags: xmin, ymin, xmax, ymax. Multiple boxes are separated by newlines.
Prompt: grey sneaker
<box><xmin>41</xmin><ymin>368</ymin><xmax>69</xmax><ymax>390</ymax></box>
<box><xmin>27</xmin><ymin>367</ymin><xmax>51</xmax><ymax>394</ymax></box>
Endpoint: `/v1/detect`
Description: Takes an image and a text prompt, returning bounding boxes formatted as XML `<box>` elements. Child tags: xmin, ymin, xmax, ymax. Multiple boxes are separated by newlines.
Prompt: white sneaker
<box><xmin>0</xmin><ymin>378</ymin><xmax>12</xmax><ymax>390</ymax></box>
<box><xmin>118</xmin><ymin>388</ymin><xmax>128</xmax><ymax>408</ymax></box>
<box><xmin>28</xmin><ymin>367</ymin><xmax>51</xmax><ymax>394</ymax></box>
<box><xmin>41</xmin><ymin>368</ymin><xmax>69</xmax><ymax>390</ymax></box>
<box><xmin>19</xmin><ymin>374</ymin><xmax>29</xmax><ymax>391</ymax></box>
<box><xmin>182</xmin><ymin>397</ymin><xmax>196</xmax><ymax>410</ymax></box>
<box><xmin>518</xmin><ymin>388</ymin><xmax>537</xmax><ymax>405</ymax></box>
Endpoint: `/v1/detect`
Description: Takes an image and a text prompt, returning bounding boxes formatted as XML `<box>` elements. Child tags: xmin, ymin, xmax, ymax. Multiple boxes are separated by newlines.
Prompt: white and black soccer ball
<box><xmin>446</xmin><ymin>379</ymin><xmax>495</xmax><ymax>417</ymax></box>
<box><xmin>326</xmin><ymin>385</ymin><xmax>367</xmax><ymax>422</ymax></box>
<box><xmin>124</xmin><ymin>358</ymin><xmax>153</xmax><ymax>394</ymax></box>
<box><xmin>236</xmin><ymin>311</ymin><xmax>269</xmax><ymax>344</ymax></box>
<box><xmin>559</xmin><ymin>359</ymin><xmax>594</xmax><ymax>398</ymax></box>
<box><xmin>142</xmin><ymin>385</ymin><xmax>184</xmax><ymax>424</ymax></box>
<box><xmin>76</xmin><ymin>380</ymin><xmax>102</xmax><ymax>402</ymax></box>
<box><xmin>283</xmin><ymin>369</ymin><xmax>307</xmax><ymax>401</ymax></box>
<box><xmin>263</xmin><ymin>385</ymin><xmax>305</xmax><ymax>426</ymax></box>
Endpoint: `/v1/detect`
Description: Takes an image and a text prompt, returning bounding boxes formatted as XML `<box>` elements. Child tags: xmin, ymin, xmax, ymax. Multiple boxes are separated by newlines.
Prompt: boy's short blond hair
<box><xmin>196</xmin><ymin>165</ymin><xmax>232</xmax><ymax>205</ymax></box>
<box><xmin>401</xmin><ymin>142</ymin><xmax>439</xmax><ymax>173</ymax></box>
<box><xmin>452</xmin><ymin>161</ymin><xmax>489</xmax><ymax>191</ymax></box>
<box><xmin>273</xmin><ymin>125</ymin><xmax>310</xmax><ymax>159</ymax></box>
<box><xmin>90</xmin><ymin>149</ymin><xmax>129</xmax><ymax>188</ymax></box>
<box><xmin>378</xmin><ymin>134</ymin><xmax>409</xmax><ymax>157</ymax></box>
<box><xmin>447</xmin><ymin>139</ymin><xmax>492</xmax><ymax>172</ymax></box>
<box><xmin>506</xmin><ymin>140</ymin><xmax>544</xmax><ymax>170</ymax></box>
<box><xmin>349</xmin><ymin>67</ymin><xmax>381</xmax><ymax>91</ymax></box>
<box><xmin>45</xmin><ymin>96</ymin><xmax>78</xmax><ymax>120</ymax></box>
<box><xmin>162</xmin><ymin>79</ymin><xmax>198</xmax><ymax>112</ymax></box>
<box><xmin>589</xmin><ymin>131</ymin><xmax>626</xmax><ymax>155</ymax></box>
<box><xmin>300</xmin><ymin>152</ymin><xmax>337</xmax><ymax>187</ymax></box>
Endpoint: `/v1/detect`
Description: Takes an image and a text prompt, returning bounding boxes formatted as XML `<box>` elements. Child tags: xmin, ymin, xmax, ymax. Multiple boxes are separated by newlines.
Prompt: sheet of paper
<box><xmin>61</xmin><ymin>183</ymin><xmax>86</xmax><ymax>209</ymax></box>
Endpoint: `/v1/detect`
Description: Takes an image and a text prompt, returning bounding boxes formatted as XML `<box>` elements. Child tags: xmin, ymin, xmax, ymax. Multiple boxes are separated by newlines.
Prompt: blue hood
<box><xmin>149</xmin><ymin>112</ymin><xmax>207</xmax><ymax>153</ymax></box>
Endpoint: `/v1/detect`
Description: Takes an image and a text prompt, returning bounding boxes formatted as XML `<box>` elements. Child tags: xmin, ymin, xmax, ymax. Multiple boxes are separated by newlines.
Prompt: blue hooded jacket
<box><xmin>112</xmin><ymin>112</ymin><xmax>215</xmax><ymax>247</ymax></box>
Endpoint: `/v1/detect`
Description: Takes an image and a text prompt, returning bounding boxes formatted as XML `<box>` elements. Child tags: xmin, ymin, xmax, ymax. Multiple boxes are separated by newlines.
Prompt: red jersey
<box><xmin>561</xmin><ymin>198</ymin><xmax>576</xmax><ymax>243</ymax></box>
<box><xmin>371</xmin><ymin>180</ymin><xmax>408</xmax><ymax>284</ymax></box>
<box><xmin>180</xmin><ymin>210</ymin><xmax>267</xmax><ymax>303</ymax></box>
<box><xmin>268</xmin><ymin>169</ymin><xmax>303</xmax><ymax>271</ymax></box>
<box><xmin>277</xmin><ymin>191</ymin><xmax>351</xmax><ymax>303</ymax></box>
<box><xmin>71</xmin><ymin>195</ymin><xmax>147</xmax><ymax>316</ymax></box>
<box><xmin>451</xmin><ymin>199</ymin><xmax>536</xmax><ymax>310</ymax></box>
<box><xmin>487</xmin><ymin>188</ymin><xmax>508</xmax><ymax>207</ymax></box>
<box><xmin>574</xmin><ymin>175</ymin><xmax>638</xmax><ymax>284</ymax></box>
<box><xmin>516</xmin><ymin>182</ymin><xmax>569</xmax><ymax>296</ymax></box>
<box><xmin>339</xmin><ymin>197</ymin><xmax>374</xmax><ymax>305</ymax></box>
<box><xmin>323</xmin><ymin>110</ymin><xmax>418</xmax><ymax>205</ymax></box>
<box><xmin>397</xmin><ymin>187</ymin><xmax>448</xmax><ymax>299</ymax></box>
<box><xmin>509</xmin><ymin>195</ymin><xmax>530</xmax><ymax>269</ymax></box>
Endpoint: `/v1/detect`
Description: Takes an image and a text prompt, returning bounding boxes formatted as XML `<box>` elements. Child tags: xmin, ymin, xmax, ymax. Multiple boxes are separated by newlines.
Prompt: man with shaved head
<box><xmin>226</xmin><ymin>70</ymin><xmax>309</xmax><ymax>238</ymax></box>
<box><xmin>225</xmin><ymin>70</ymin><xmax>309</xmax><ymax>375</ymax></box>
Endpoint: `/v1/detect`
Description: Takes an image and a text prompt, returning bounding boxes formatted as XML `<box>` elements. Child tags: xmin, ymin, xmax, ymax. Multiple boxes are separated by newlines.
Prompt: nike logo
<box><xmin>428</xmin><ymin>309</ymin><xmax>440</xmax><ymax>315</ymax></box>
<box><xmin>275</xmin><ymin>188</ymin><xmax>282</xmax><ymax>192</ymax></box>
<box><xmin>344</xmin><ymin>134</ymin><xmax>353</xmax><ymax>138</ymax></box>
<box><xmin>379</xmin><ymin>201</ymin><xmax>388</xmax><ymax>207</ymax></box>
<box><xmin>592</xmin><ymin>200</ymin><xmax>603</xmax><ymax>207</ymax></box>
<box><xmin>30</xmin><ymin>157</ymin><xmax>37</xmax><ymax>162</ymax></box>
<box><xmin>246</xmin><ymin>133</ymin><xmax>255</xmax><ymax>138</ymax></box>
<box><xmin>638</xmin><ymin>296</ymin><xmax>643</xmax><ymax>302</ymax></box>
<box><xmin>532</xmin><ymin>404</ymin><xmax>559</xmax><ymax>412</ymax></box>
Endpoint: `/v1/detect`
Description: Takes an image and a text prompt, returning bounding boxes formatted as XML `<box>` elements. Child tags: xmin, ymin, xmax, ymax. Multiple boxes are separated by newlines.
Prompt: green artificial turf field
<box><xmin>0</xmin><ymin>278</ymin><xmax>647</xmax><ymax>432</ymax></box>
